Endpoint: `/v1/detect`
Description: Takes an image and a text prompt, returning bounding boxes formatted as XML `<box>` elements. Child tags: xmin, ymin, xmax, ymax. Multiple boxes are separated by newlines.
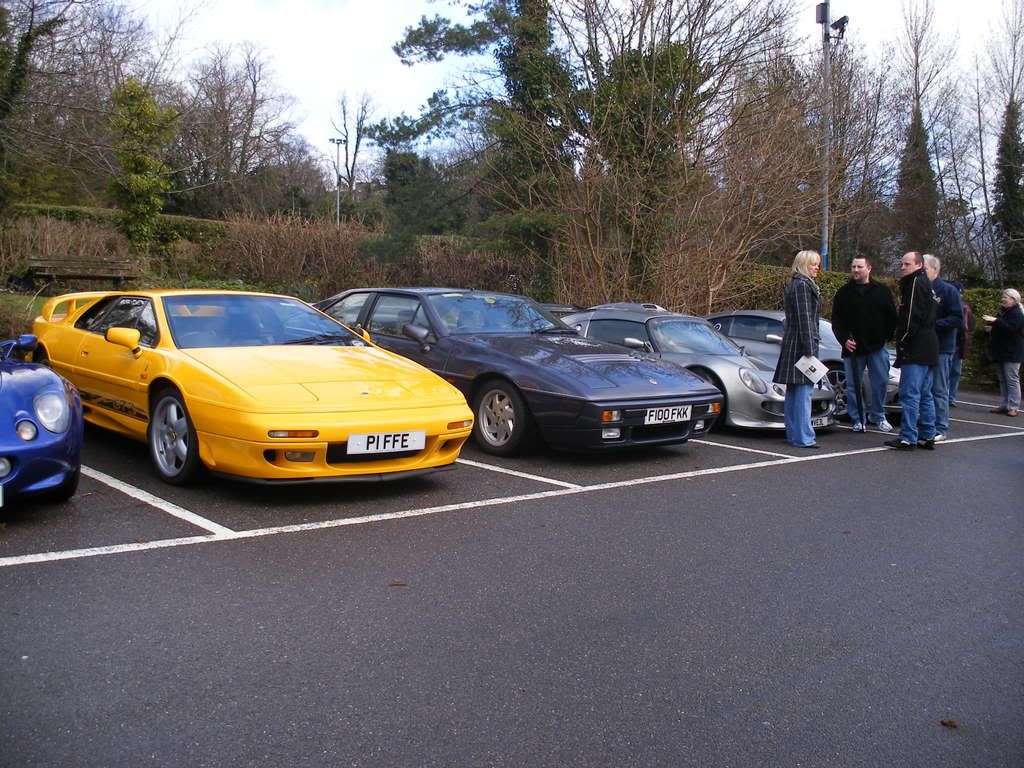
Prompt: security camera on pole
<box><xmin>816</xmin><ymin>2</ymin><xmax>848</xmax><ymax>272</ymax></box>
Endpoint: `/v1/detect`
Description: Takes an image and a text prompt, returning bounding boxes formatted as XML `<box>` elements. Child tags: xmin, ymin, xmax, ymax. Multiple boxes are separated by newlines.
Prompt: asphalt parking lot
<box><xmin>2</xmin><ymin>392</ymin><xmax>1022</xmax><ymax>767</ymax></box>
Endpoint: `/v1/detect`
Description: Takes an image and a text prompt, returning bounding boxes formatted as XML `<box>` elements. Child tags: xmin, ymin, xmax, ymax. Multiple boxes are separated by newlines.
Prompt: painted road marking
<box><xmin>949</xmin><ymin>416</ymin><xmax>1024</xmax><ymax>430</ymax></box>
<box><xmin>690</xmin><ymin>439</ymin><xmax>793</xmax><ymax>459</ymax></box>
<box><xmin>456</xmin><ymin>458</ymin><xmax>582</xmax><ymax>488</ymax></box>
<box><xmin>81</xmin><ymin>466</ymin><xmax>236</xmax><ymax>536</ymax></box>
<box><xmin>5</xmin><ymin>431</ymin><xmax>1020</xmax><ymax>569</ymax></box>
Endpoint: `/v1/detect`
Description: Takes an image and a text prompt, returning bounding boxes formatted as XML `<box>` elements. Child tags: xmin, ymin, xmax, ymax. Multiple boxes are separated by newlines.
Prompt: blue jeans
<box><xmin>898</xmin><ymin>364</ymin><xmax>935</xmax><ymax>444</ymax></box>
<box><xmin>843</xmin><ymin>347</ymin><xmax>890</xmax><ymax>425</ymax></box>
<box><xmin>784</xmin><ymin>382</ymin><xmax>816</xmax><ymax>446</ymax></box>
<box><xmin>949</xmin><ymin>356</ymin><xmax>963</xmax><ymax>403</ymax></box>
<box><xmin>997</xmin><ymin>362</ymin><xmax>1022</xmax><ymax>410</ymax></box>
<box><xmin>932</xmin><ymin>352</ymin><xmax>953</xmax><ymax>434</ymax></box>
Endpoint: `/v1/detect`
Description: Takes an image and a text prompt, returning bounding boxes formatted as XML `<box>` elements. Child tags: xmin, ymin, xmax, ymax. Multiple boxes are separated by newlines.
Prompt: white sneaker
<box><xmin>933</xmin><ymin>433</ymin><xmax>946</xmax><ymax>442</ymax></box>
<box><xmin>876</xmin><ymin>419</ymin><xmax>894</xmax><ymax>433</ymax></box>
<box><xmin>851</xmin><ymin>422</ymin><xmax>865</xmax><ymax>432</ymax></box>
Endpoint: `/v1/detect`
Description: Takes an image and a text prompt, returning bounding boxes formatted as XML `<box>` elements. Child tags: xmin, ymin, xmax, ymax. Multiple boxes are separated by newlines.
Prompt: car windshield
<box><xmin>163</xmin><ymin>294</ymin><xmax>366</xmax><ymax>349</ymax></box>
<box><xmin>650</xmin><ymin>318</ymin><xmax>743</xmax><ymax>355</ymax></box>
<box><xmin>426</xmin><ymin>292</ymin><xmax>565</xmax><ymax>334</ymax></box>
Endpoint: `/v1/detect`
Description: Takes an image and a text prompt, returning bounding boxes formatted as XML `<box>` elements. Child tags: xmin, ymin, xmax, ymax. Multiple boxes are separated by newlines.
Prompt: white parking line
<box><xmin>5</xmin><ymin>431</ymin><xmax>1021</xmax><ymax>569</ymax></box>
<box><xmin>690</xmin><ymin>439</ymin><xmax>793</xmax><ymax>459</ymax></box>
<box><xmin>950</xmin><ymin>416</ymin><xmax>1024</xmax><ymax>431</ymax></box>
<box><xmin>81</xmin><ymin>466</ymin><xmax>236</xmax><ymax>536</ymax></box>
<box><xmin>456</xmin><ymin>458</ymin><xmax>582</xmax><ymax>488</ymax></box>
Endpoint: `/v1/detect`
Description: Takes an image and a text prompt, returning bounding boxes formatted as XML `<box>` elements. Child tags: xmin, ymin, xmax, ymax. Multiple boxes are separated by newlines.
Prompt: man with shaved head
<box><xmin>887</xmin><ymin>251</ymin><xmax>938</xmax><ymax>451</ymax></box>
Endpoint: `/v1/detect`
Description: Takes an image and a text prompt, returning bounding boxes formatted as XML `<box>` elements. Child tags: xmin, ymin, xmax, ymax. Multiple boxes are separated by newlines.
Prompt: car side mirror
<box><xmin>403</xmin><ymin>322</ymin><xmax>432</xmax><ymax>352</ymax></box>
<box><xmin>15</xmin><ymin>333</ymin><xmax>38</xmax><ymax>353</ymax></box>
<box><xmin>623</xmin><ymin>337</ymin><xmax>653</xmax><ymax>353</ymax></box>
<box><xmin>106</xmin><ymin>326</ymin><xmax>142</xmax><ymax>356</ymax></box>
<box><xmin>766</xmin><ymin>333</ymin><xmax>782</xmax><ymax>343</ymax></box>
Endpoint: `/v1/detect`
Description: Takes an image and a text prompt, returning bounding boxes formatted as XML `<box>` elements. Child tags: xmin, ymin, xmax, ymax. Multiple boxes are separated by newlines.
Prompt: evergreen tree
<box><xmin>0</xmin><ymin>6</ymin><xmax>65</xmax><ymax>214</ymax></box>
<box><xmin>893</xmin><ymin>104</ymin><xmax>939</xmax><ymax>253</ymax></box>
<box><xmin>107</xmin><ymin>79</ymin><xmax>177</xmax><ymax>253</ymax></box>
<box><xmin>993</xmin><ymin>97</ymin><xmax>1024</xmax><ymax>283</ymax></box>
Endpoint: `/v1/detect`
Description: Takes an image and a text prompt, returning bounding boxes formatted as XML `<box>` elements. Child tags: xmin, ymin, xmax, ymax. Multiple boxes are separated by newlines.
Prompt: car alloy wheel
<box><xmin>148</xmin><ymin>389</ymin><xmax>202</xmax><ymax>485</ymax></box>
<box><xmin>473</xmin><ymin>380</ymin><xmax>532</xmax><ymax>456</ymax></box>
<box><xmin>826</xmin><ymin>365</ymin><xmax>848</xmax><ymax>418</ymax></box>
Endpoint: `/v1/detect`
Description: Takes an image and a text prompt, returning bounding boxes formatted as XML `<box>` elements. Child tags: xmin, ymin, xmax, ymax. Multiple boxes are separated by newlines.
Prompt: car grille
<box><xmin>325</xmin><ymin>444</ymin><xmax>422</xmax><ymax>463</ymax></box>
<box><xmin>761</xmin><ymin>399</ymin><xmax>833</xmax><ymax>417</ymax></box>
<box><xmin>630</xmin><ymin>423</ymin><xmax>689</xmax><ymax>441</ymax></box>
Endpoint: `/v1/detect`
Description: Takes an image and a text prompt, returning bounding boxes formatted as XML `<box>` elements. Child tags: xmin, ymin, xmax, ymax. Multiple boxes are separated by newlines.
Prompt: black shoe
<box><xmin>884</xmin><ymin>438</ymin><xmax>915</xmax><ymax>451</ymax></box>
<box><xmin>916</xmin><ymin>438</ymin><xmax>935</xmax><ymax>450</ymax></box>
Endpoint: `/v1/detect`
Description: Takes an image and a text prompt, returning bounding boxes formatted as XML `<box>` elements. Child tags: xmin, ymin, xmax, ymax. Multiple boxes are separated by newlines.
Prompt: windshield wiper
<box><xmin>533</xmin><ymin>326</ymin><xmax>577</xmax><ymax>334</ymax></box>
<box><xmin>283</xmin><ymin>333</ymin><xmax>355</xmax><ymax>345</ymax></box>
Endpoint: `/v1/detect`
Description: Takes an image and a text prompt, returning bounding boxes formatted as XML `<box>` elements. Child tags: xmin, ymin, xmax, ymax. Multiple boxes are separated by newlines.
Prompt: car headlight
<box><xmin>34</xmin><ymin>391</ymin><xmax>71</xmax><ymax>433</ymax></box>
<box><xmin>739</xmin><ymin>367</ymin><xmax>768</xmax><ymax>394</ymax></box>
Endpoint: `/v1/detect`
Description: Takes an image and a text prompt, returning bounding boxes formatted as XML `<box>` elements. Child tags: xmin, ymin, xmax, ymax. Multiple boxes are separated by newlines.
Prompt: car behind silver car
<box><xmin>563</xmin><ymin>304</ymin><xmax>836</xmax><ymax>430</ymax></box>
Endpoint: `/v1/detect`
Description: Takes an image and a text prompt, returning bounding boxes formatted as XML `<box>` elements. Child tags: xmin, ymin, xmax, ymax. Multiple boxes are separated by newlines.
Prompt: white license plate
<box><xmin>644</xmin><ymin>405</ymin><xmax>691</xmax><ymax>425</ymax></box>
<box><xmin>347</xmin><ymin>430</ymin><xmax>426</xmax><ymax>454</ymax></box>
<box><xmin>811</xmin><ymin>416</ymin><xmax>831</xmax><ymax>427</ymax></box>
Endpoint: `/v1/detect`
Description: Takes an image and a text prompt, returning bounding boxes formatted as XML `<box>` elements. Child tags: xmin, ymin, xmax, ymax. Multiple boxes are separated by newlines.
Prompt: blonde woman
<box><xmin>772</xmin><ymin>250</ymin><xmax>822</xmax><ymax>448</ymax></box>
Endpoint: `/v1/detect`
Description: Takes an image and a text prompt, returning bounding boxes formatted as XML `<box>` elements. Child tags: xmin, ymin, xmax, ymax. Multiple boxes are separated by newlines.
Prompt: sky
<box><xmin>131</xmin><ymin>0</ymin><xmax>1002</xmax><ymax>160</ymax></box>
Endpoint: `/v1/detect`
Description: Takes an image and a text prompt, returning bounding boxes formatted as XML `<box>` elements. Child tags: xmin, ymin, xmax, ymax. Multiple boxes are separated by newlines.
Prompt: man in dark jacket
<box><xmin>887</xmin><ymin>251</ymin><xmax>938</xmax><ymax>450</ymax></box>
<box><xmin>831</xmin><ymin>255</ymin><xmax>898</xmax><ymax>433</ymax></box>
<box><xmin>924</xmin><ymin>254</ymin><xmax>963</xmax><ymax>440</ymax></box>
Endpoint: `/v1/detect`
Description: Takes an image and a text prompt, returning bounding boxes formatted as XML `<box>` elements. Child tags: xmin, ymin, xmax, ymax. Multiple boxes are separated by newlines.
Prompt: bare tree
<box><xmin>330</xmin><ymin>91</ymin><xmax>375</xmax><ymax>199</ymax></box>
<box><xmin>168</xmin><ymin>43</ymin><xmax>301</xmax><ymax>216</ymax></box>
<box><xmin>5</xmin><ymin>0</ymin><xmax>189</xmax><ymax>204</ymax></box>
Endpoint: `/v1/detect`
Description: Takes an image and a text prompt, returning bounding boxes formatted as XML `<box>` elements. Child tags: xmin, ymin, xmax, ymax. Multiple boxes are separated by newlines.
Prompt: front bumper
<box><xmin>190</xmin><ymin>402</ymin><xmax>474</xmax><ymax>481</ymax></box>
<box><xmin>0</xmin><ymin>429</ymin><xmax>82</xmax><ymax>506</ymax></box>
<box><xmin>543</xmin><ymin>397</ymin><xmax>723</xmax><ymax>450</ymax></box>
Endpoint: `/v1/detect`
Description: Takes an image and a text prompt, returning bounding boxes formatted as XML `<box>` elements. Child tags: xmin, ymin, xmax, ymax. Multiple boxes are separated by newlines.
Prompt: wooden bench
<box><xmin>26</xmin><ymin>254</ymin><xmax>140</xmax><ymax>289</ymax></box>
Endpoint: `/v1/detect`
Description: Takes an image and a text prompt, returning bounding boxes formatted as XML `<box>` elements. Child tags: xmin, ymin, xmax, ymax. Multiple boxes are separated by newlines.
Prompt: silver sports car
<box><xmin>705</xmin><ymin>309</ymin><xmax>900</xmax><ymax>418</ymax></box>
<box><xmin>563</xmin><ymin>304</ymin><xmax>836</xmax><ymax>430</ymax></box>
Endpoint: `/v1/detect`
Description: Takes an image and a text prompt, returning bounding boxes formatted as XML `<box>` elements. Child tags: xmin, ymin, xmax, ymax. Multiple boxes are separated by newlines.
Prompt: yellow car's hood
<box><xmin>185</xmin><ymin>345</ymin><xmax>462</xmax><ymax>408</ymax></box>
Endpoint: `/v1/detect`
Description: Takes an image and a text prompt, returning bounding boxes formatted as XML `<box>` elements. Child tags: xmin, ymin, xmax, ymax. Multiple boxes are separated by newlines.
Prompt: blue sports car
<box><xmin>1</xmin><ymin>334</ymin><xmax>83</xmax><ymax>507</ymax></box>
<box><xmin>314</xmin><ymin>288</ymin><xmax>723</xmax><ymax>455</ymax></box>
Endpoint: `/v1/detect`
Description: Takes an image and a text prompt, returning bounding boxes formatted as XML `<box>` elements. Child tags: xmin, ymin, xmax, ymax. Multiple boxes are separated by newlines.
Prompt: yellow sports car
<box><xmin>32</xmin><ymin>290</ymin><xmax>473</xmax><ymax>485</ymax></box>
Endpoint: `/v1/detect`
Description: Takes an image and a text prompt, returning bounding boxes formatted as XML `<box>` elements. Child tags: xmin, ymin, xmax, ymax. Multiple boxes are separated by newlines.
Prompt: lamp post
<box><xmin>816</xmin><ymin>3</ymin><xmax>848</xmax><ymax>272</ymax></box>
<box><xmin>329</xmin><ymin>137</ymin><xmax>344</xmax><ymax>228</ymax></box>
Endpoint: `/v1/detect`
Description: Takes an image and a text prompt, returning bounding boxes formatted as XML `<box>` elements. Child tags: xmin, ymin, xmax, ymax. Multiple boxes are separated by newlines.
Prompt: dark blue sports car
<box><xmin>1</xmin><ymin>334</ymin><xmax>83</xmax><ymax>507</ymax></box>
<box><xmin>314</xmin><ymin>288</ymin><xmax>723</xmax><ymax>455</ymax></box>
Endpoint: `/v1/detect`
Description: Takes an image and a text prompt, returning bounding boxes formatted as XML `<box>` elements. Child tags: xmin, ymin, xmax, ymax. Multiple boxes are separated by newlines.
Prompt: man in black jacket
<box><xmin>887</xmin><ymin>251</ymin><xmax>939</xmax><ymax>450</ymax></box>
<box><xmin>831</xmin><ymin>255</ymin><xmax>898</xmax><ymax>433</ymax></box>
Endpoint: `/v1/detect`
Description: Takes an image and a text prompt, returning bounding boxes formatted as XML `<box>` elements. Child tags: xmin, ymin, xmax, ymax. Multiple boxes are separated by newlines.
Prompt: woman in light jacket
<box><xmin>983</xmin><ymin>287</ymin><xmax>1024</xmax><ymax>417</ymax></box>
<box><xmin>773</xmin><ymin>250</ymin><xmax>823</xmax><ymax>448</ymax></box>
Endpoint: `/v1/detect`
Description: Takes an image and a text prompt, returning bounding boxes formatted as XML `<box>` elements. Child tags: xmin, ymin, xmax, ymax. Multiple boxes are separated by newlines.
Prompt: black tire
<box><xmin>147</xmin><ymin>388</ymin><xmax>203</xmax><ymax>485</ymax></box>
<box><xmin>471</xmin><ymin>379</ymin><xmax>534</xmax><ymax>456</ymax></box>
<box><xmin>32</xmin><ymin>345</ymin><xmax>50</xmax><ymax>367</ymax></box>
<box><xmin>826</xmin><ymin>365</ymin><xmax>848</xmax><ymax>418</ymax></box>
